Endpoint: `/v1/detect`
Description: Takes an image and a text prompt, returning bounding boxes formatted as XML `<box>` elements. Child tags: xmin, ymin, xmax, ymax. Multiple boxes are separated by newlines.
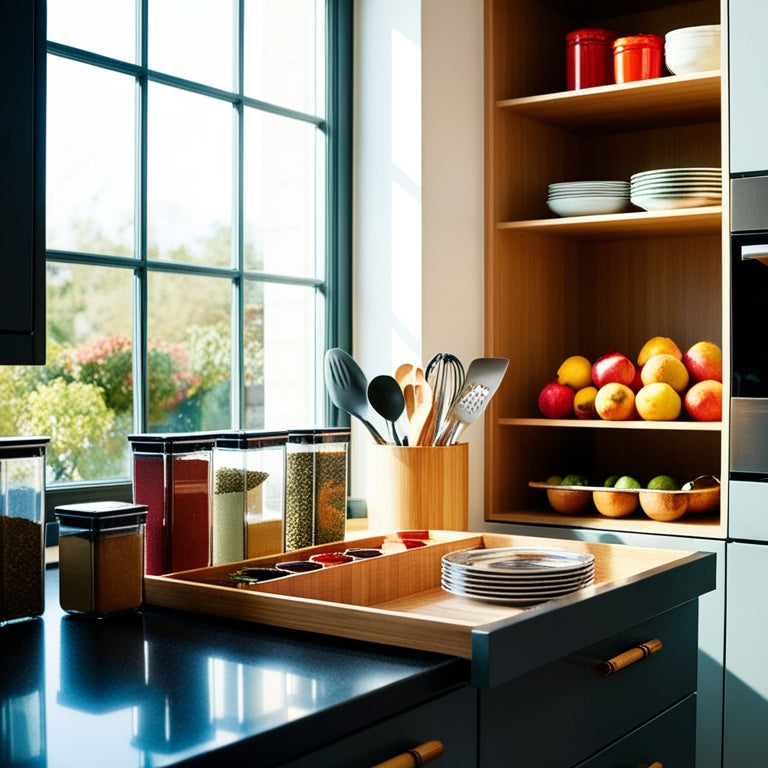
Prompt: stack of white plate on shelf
<box><xmin>546</xmin><ymin>180</ymin><xmax>631</xmax><ymax>217</ymax></box>
<box><xmin>630</xmin><ymin>167</ymin><xmax>722</xmax><ymax>211</ymax></box>
<box><xmin>441</xmin><ymin>547</ymin><xmax>595</xmax><ymax>605</ymax></box>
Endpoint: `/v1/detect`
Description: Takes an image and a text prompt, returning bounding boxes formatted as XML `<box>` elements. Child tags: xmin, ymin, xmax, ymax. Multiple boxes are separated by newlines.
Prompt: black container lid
<box><xmin>214</xmin><ymin>429</ymin><xmax>288</xmax><ymax>450</ymax></box>
<box><xmin>0</xmin><ymin>436</ymin><xmax>50</xmax><ymax>459</ymax></box>
<box><xmin>128</xmin><ymin>431</ymin><xmax>217</xmax><ymax>455</ymax></box>
<box><xmin>55</xmin><ymin>501</ymin><xmax>148</xmax><ymax>530</ymax></box>
<box><xmin>287</xmin><ymin>427</ymin><xmax>351</xmax><ymax>445</ymax></box>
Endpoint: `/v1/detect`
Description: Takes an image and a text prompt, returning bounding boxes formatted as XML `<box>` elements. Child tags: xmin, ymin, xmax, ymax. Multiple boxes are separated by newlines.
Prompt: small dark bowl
<box><xmin>228</xmin><ymin>567</ymin><xmax>288</xmax><ymax>583</ymax></box>
<box><xmin>275</xmin><ymin>560</ymin><xmax>324</xmax><ymax>573</ymax></box>
<box><xmin>344</xmin><ymin>547</ymin><xmax>383</xmax><ymax>559</ymax></box>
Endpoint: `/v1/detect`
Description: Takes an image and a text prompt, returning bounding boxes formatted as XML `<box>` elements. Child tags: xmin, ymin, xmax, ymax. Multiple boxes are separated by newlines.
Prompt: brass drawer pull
<box><xmin>594</xmin><ymin>638</ymin><xmax>662</xmax><ymax>678</ymax></box>
<box><xmin>370</xmin><ymin>740</ymin><xmax>444</xmax><ymax>768</ymax></box>
<box><xmin>648</xmin><ymin>763</ymin><xmax>663</xmax><ymax>768</ymax></box>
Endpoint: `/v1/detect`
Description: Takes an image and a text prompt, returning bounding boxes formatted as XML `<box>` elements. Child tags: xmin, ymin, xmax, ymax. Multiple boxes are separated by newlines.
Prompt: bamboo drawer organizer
<box><xmin>144</xmin><ymin>530</ymin><xmax>712</xmax><ymax>687</ymax></box>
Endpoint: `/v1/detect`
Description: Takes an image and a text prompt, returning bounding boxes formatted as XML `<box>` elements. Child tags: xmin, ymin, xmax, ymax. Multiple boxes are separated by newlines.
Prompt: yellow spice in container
<box><xmin>55</xmin><ymin>501</ymin><xmax>148</xmax><ymax>617</ymax></box>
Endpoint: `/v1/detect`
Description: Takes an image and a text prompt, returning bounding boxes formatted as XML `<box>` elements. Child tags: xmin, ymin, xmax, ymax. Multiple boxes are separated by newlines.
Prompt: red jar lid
<box><xmin>567</xmin><ymin>28</ymin><xmax>616</xmax><ymax>45</ymax></box>
<box><xmin>613</xmin><ymin>34</ymin><xmax>663</xmax><ymax>51</ymax></box>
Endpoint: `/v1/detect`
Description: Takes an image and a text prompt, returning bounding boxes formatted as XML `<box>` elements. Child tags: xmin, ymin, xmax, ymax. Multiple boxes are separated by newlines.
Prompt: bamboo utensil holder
<box><xmin>366</xmin><ymin>443</ymin><xmax>469</xmax><ymax>532</ymax></box>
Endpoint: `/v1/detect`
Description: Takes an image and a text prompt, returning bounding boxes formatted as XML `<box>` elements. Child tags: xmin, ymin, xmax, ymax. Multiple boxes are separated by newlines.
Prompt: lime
<box><xmin>648</xmin><ymin>474</ymin><xmax>681</xmax><ymax>491</ymax></box>
<box><xmin>546</xmin><ymin>475</ymin><xmax>563</xmax><ymax>486</ymax></box>
<box><xmin>561</xmin><ymin>473</ymin><xmax>589</xmax><ymax>487</ymax></box>
<box><xmin>603</xmin><ymin>474</ymin><xmax>620</xmax><ymax>488</ymax></box>
<box><xmin>614</xmin><ymin>475</ymin><xmax>641</xmax><ymax>490</ymax></box>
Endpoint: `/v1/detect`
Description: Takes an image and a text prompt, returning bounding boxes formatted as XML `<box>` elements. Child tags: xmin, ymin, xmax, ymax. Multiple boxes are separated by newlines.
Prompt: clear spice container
<box><xmin>129</xmin><ymin>432</ymin><xmax>215</xmax><ymax>575</ymax></box>
<box><xmin>0</xmin><ymin>436</ymin><xmax>49</xmax><ymax>626</ymax></box>
<box><xmin>284</xmin><ymin>428</ymin><xmax>350</xmax><ymax>551</ymax></box>
<box><xmin>55</xmin><ymin>501</ymin><xmax>148</xmax><ymax>617</ymax></box>
<box><xmin>212</xmin><ymin>430</ymin><xmax>287</xmax><ymax>564</ymax></box>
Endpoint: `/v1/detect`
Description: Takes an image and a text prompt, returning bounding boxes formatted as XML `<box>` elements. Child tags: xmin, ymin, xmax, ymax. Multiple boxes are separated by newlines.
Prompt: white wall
<box><xmin>353</xmin><ymin>0</ymin><xmax>486</xmax><ymax>526</ymax></box>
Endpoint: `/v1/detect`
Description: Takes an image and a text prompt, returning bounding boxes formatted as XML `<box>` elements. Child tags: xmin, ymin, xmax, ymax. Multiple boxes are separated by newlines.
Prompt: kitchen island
<box><xmin>1</xmin><ymin>536</ymin><xmax>715</xmax><ymax>767</ymax></box>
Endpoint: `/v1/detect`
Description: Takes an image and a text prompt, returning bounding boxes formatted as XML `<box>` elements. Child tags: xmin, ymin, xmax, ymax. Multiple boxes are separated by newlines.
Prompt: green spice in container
<box><xmin>55</xmin><ymin>501</ymin><xmax>148</xmax><ymax>617</ymax></box>
<box><xmin>285</xmin><ymin>428</ymin><xmax>350</xmax><ymax>551</ymax></box>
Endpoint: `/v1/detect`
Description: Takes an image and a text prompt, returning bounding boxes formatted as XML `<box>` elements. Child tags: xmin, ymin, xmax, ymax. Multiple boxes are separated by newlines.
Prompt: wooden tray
<box><xmin>144</xmin><ymin>530</ymin><xmax>714</xmax><ymax>687</ymax></box>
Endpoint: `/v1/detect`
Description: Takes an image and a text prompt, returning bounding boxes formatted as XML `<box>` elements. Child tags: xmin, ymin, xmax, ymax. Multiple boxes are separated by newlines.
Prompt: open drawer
<box><xmin>144</xmin><ymin>531</ymin><xmax>715</xmax><ymax>688</ymax></box>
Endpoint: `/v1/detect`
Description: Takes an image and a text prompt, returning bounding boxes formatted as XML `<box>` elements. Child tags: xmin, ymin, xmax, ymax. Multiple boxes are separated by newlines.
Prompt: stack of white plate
<box><xmin>630</xmin><ymin>167</ymin><xmax>721</xmax><ymax>211</ymax></box>
<box><xmin>665</xmin><ymin>25</ymin><xmax>720</xmax><ymax>75</ymax></box>
<box><xmin>547</xmin><ymin>180</ymin><xmax>630</xmax><ymax>217</ymax></box>
<box><xmin>441</xmin><ymin>547</ymin><xmax>595</xmax><ymax>605</ymax></box>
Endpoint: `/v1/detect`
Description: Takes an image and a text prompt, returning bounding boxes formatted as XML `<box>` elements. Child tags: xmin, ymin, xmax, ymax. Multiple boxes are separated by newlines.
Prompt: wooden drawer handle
<box><xmin>594</xmin><ymin>638</ymin><xmax>662</xmax><ymax>678</ymax></box>
<box><xmin>370</xmin><ymin>740</ymin><xmax>444</xmax><ymax>768</ymax></box>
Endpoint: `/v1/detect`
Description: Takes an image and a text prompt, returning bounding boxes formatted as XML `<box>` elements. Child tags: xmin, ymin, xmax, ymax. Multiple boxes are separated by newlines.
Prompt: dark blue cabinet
<box><xmin>0</xmin><ymin>0</ymin><xmax>46</xmax><ymax>364</ymax></box>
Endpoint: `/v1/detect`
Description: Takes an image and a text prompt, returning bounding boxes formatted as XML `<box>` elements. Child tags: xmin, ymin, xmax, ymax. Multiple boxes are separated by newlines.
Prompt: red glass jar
<box><xmin>613</xmin><ymin>34</ymin><xmax>664</xmax><ymax>83</ymax></box>
<box><xmin>566</xmin><ymin>28</ymin><xmax>616</xmax><ymax>90</ymax></box>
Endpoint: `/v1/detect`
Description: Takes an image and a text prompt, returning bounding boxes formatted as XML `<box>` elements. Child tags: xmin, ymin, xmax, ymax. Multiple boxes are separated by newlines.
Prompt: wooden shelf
<box><xmin>487</xmin><ymin>509</ymin><xmax>726</xmax><ymax>540</ymax></box>
<box><xmin>498</xmin><ymin>206</ymin><xmax>722</xmax><ymax>238</ymax></box>
<box><xmin>498</xmin><ymin>72</ymin><xmax>721</xmax><ymax>135</ymax></box>
<box><xmin>500</xmin><ymin>417</ymin><xmax>723</xmax><ymax>432</ymax></box>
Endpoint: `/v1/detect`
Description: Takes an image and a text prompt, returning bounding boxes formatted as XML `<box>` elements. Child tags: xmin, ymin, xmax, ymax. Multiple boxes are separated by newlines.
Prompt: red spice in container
<box><xmin>130</xmin><ymin>433</ymin><xmax>215</xmax><ymax>575</ymax></box>
<box><xmin>613</xmin><ymin>34</ymin><xmax>664</xmax><ymax>83</ymax></box>
<box><xmin>566</xmin><ymin>28</ymin><xmax>616</xmax><ymax>90</ymax></box>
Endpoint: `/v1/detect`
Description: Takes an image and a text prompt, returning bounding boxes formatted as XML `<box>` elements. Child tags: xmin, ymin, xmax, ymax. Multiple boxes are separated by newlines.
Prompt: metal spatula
<box><xmin>434</xmin><ymin>357</ymin><xmax>509</xmax><ymax>446</ymax></box>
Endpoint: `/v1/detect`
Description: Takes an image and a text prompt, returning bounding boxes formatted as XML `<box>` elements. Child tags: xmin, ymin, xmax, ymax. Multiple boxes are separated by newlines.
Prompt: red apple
<box><xmin>591</xmin><ymin>351</ymin><xmax>636</xmax><ymax>388</ymax></box>
<box><xmin>683</xmin><ymin>341</ymin><xmax>722</xmax><ymax>383</ymax></box>
<box><xmin>538</xmin><ymin>381</ymin><xmax>575</xmax><ymax>419</ymax></box>
<box><xmin>684</xmin><ymin>380</ymin><xmax>722</xmax><ymax>421</ymax></box>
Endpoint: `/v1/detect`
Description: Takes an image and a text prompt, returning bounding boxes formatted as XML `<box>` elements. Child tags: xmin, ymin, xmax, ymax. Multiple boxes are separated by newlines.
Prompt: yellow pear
<box><xmin>640</xmin><ymin>353</ymin><xmax>690</xmax><ymax>393</ymax></box>
<box><xmin>637</xmin><ymin>336</ymin><xmax>682</xmax><ymax>366</ymax></box>
<box><xmin>635</xmin><ymin>382</ymin><xmax>682</xmax><ymax>421</ymax></box>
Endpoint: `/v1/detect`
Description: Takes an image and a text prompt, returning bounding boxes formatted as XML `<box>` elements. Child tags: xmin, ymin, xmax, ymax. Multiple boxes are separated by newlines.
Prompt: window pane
<box><xmin>0</xmin><ymin>264</ymin><xmax>133</xmax><ymax>484</ymax></box>
<box><xmin>147</xmin><ymin>272</ymin><xmax>232</xmax><ymax>431</ymax></box>
<box><xmin>148</xmin><ymin>0</ymin><xmax>236</xmax><ymax>91</ymax></box>
<box><xmin>48</xmin><ymin>0</ymin><xmax>136</xmax><ymax>63</ymax></box>
<box><xmin>243</xmin><ymin>111</ymin><xmax>324</xmax><ymax>277</ymax></box>
<box><xmin>244</xmin><ymin>281</ymin><xmax>322</xmax><ymax>429</ymax></box>
<box><xmin>46</xmin><ymin>58</ymin><xmax>135</xmax><ymax>257</ymax></box>
<box><xmin>244</xmin><ymin>0</ymin><xmax>325</xmax><ymax>116</ymax></box>
<box><xmin>147</xmin><ymin>85</ymin><xmax>233</xmax><ymax>266</ymax></box>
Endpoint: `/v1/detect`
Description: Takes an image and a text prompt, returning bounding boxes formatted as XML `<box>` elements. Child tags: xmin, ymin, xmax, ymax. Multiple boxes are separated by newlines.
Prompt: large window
<box><xmin>2</xmin><ymin>0</ymin><xmax>351</xmax><ymax>498</ymax></box>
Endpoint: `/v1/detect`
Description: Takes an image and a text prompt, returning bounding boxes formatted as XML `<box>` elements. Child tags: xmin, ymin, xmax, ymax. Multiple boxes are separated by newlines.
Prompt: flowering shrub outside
<box><xmin>1</xmin><ymin>328</ymin><xmax>234</xmax><ymax>482</ymax></box>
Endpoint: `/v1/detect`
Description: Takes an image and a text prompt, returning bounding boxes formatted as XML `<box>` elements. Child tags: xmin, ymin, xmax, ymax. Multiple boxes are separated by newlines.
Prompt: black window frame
<box><xmin>42</xmin><ymin>0</ymin><xmax>353</xmax><ymax>542</ymax></box>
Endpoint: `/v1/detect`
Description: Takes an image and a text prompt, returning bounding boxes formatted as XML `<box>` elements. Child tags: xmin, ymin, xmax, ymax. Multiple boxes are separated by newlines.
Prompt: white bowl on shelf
<box><xmin>665</xmin><ymin>25</ymin><xmax>721</xmax><ymax>75</ymax></box>
<box><xmin>547</xmin><ymin>196</ymin><xmax>631</xmax><ymax>217</ymax></box>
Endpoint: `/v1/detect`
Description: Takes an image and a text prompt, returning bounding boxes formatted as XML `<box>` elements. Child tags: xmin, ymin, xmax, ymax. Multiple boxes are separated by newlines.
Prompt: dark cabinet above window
<box><xmin>0</xmin><ymin>0</ymin><xmax>46</xmax><ymax>365</ymax></box>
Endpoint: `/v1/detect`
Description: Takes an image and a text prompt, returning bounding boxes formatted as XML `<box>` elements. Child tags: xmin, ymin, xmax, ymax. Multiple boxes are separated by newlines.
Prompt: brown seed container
<box><xmin>0</xmin><ymin>436</ymin><xmax>49</xmax><ymax>626</ymax></box>
<box><xmin>55</xmin><ymin>501</ymin><xmax>148</xmax><ymax>617</ymax></box>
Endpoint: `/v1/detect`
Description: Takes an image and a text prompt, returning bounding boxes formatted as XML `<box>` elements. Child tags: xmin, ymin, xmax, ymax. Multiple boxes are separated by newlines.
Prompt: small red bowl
<box><xmin>309</xmin><ymin>552</ymin><xmax>354</xmax><ymax>566</ymax></box>
<box><xmin>397</xmin><ymin>529</ymin><xmax>429</xmax><ymax>540</ymax></box>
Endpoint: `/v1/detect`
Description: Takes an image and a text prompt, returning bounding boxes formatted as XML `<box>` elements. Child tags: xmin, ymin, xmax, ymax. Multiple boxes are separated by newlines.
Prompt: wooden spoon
<box><xmin>407</xmin><ymin>368</ymin><xmax>433</xmax><ymax>447</ymax></box>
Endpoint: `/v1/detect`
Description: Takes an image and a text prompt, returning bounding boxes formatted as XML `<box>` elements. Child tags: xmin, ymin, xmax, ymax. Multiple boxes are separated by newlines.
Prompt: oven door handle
<box><xmin>740</xmin><ymin>243</ymin><xmax>768</xmax><ymax>264</ymax></box>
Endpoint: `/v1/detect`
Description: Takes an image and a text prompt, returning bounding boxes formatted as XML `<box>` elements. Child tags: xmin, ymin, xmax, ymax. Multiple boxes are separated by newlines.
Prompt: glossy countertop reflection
<box><xmin>0</xmin><ymin>568</ymin><xmax>468</xmax><ymax>768</ymax></box>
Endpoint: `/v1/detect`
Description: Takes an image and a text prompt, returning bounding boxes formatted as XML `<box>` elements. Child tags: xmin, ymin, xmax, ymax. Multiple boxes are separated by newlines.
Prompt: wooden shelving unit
<box><xmin>483</xmin><ymin>0</ymin><xmax>727</xmax><ymax>538</ymax></box>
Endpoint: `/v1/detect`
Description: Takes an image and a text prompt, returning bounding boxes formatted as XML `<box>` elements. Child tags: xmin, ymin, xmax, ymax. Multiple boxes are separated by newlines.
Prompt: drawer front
<box><xmin>574</xmin><ymin>693</ymin><xmax>696</xmax><ymax>768</ymax></box>
<box><xmin>278</xmin><ymin>686</ymin><xmax>477</xmax><ymax>768</ymax></box>
<box><xmin>729</xmin><ymin>480</ymin><xmax>768</xmax><ymax>541</ymax></box>
<box><xmin>479</xmin><ymin>602</ymin><xmax>698</xmax><ymax>768</ymax></box>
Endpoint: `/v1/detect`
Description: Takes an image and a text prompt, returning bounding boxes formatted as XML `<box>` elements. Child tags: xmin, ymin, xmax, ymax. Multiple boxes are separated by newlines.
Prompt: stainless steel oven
<box><xmin>729</xmin><ymin>174</ymin><xmax>768</xmax><ymax>539</ymax></box>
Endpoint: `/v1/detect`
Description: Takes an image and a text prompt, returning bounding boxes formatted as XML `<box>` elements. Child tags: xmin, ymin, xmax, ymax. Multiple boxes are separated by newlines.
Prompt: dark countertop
<box><xmin>1</xmin><ymin>567</ymin><xmax>469</xmax><ymax>768</ymax></box>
